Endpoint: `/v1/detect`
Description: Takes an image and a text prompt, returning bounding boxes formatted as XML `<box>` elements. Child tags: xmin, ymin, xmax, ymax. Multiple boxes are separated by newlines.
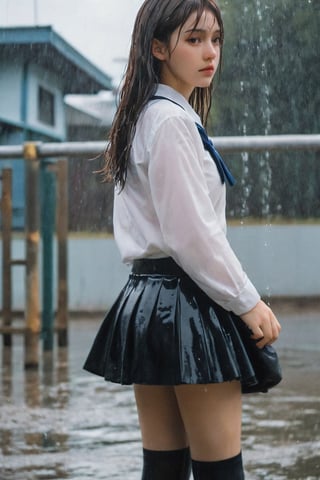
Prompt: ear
<box><xmin>152</xmin><ymin>38</ymin><xmax>167</xmax><ymax>61</ymax></box>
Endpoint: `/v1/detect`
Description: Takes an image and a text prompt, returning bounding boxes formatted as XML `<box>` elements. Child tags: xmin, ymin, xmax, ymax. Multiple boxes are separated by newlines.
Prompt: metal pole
<box><xmin>24</xmin><ymin>143</ymin><xmax>40</xmax><ymax>369</ymax></box>
<box><xmin>1</xmin><ymin>169</ymin><xmax>13</xmax><ymax>347</ymax></box>
<box><xmin>40</xmin><ymin>160</ymin><xmax>56</xmax><ymax>352</ymax></box>
<box><xmin>56</xmin><ymin>159</ymin><xmax>68</xmax><ymax>347</ymax></box>
<box><xmin>1</xmin><ymin>136</ymin><xmax>320</xmax><ymax>160</ymax></box>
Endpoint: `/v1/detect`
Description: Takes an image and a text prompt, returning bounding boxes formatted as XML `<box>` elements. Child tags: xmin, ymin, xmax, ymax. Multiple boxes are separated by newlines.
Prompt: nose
<box><xmin>204</xmin><ymin>40</ymin><xmax>218</xmax><ymax>60</ymax></box>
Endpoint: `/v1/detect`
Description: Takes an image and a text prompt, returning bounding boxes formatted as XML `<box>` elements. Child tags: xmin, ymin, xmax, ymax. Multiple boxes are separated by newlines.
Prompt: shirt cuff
<box><xmin>222</xmin><ymin>278</ymin><xmax>261</xmax><ymax>316</ymax></box>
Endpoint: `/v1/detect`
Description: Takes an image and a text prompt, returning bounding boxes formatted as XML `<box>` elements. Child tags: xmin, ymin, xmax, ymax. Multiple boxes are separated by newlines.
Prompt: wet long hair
<box><xmin>103</xmin><ymin>0</ymin><xmax>224</xmax><ymax>189</ymax></box>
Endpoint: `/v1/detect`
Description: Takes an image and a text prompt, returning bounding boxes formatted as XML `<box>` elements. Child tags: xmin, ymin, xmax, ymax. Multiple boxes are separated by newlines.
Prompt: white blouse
<box><xmin>113</xmin><ymin>84</ymin><xmax>260</xmax><ymax>315</ymax></box>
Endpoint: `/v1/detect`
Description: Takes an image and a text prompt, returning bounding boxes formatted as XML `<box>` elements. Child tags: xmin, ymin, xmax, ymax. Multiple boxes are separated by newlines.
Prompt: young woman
<box><xmin>84</xmin><ymin>1</ymin><xmax>281</xmax><ymax>478</ymax></box>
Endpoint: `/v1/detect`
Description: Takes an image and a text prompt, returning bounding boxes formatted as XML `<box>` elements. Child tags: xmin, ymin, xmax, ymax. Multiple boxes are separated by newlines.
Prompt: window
<box><xmin>38</xmin><ymin>86</ymin><xmax>55</xmax><ymax>126</ymax></box>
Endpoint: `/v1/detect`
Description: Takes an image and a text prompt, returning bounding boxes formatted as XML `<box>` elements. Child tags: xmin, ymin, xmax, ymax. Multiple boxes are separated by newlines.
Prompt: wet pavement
<box><xmin>0</xmin><ymin>303</ymin><xmax>320</xmax><ymax>480</ymax></box>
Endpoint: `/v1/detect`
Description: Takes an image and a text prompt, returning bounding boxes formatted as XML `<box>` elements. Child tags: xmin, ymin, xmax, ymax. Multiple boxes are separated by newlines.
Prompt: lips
<box><xmin>199</xmin><ymin>66</ymin><xmax>215</xmax><ymax>73</ymax></box>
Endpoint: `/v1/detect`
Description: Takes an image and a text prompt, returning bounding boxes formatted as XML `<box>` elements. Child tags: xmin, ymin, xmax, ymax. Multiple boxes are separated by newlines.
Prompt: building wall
<box><xmin>0</xmin><ymin>60</ymin><xmax>66</xmax><ymax>139</ymax></box>
<box><xmin>27</xmin><ymin>63</ymin><xmax>66</xmax><ymax>140</ymax></box>
<box><xmin>0</xmin><ymin>61</ymin><xmax>23</xmax><ymax>124</ymax></box>
<box><xmin>0</xmin><ymin>60</ymin><xmax>67</xmax><ymax>227</ymax></box>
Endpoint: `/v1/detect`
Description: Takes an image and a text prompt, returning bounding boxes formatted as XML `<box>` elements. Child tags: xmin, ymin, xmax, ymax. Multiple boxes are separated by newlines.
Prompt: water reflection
<box><xmin>0</xmin><ymin>341</ymin><xmax>71</xmax><ymax>479</ymax></box>
<box><xmin>0</xmin><ymin>311</ymin><xmax>320</xmax><ymax>480</ymax></box>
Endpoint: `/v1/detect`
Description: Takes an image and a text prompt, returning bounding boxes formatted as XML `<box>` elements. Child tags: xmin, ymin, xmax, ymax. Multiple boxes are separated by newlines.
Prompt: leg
<box><xmin>134</xmin><ymin>384</ymin><xmax>188</xmax><ymax>450</ymax></box>
<box><xmin>174</xmin><ymin>381</ymin><xmax>244</xmax><ymax>479</ymax></box>
<box><xmin>192</xmin><ymin>452</ymin><xmax>244</xmax><ymax>480</ymax></box>
<box><xmin>134</xmin><ymin>385</ymin><xmax>191</xmax><ymax>479</ymax></box>
<box><xmin>141</xmin><ymin>448</ymin><xmax>191</xmax><ymax>480</ymax></box>
<box><xmin>174</xmin><ymin>380</ymin><xmax>242</xmax><ymax>461</ymax></box>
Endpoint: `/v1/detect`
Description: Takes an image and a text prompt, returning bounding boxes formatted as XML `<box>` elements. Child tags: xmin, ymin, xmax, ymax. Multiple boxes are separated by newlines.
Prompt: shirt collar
<box><xmin>156</xmin><ymin>84</ymin><xmax>202</xmax><ymax>125</ymax></box>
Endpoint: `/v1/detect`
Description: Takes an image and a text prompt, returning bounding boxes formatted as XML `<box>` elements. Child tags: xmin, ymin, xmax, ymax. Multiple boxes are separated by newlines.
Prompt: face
<box><xmin>152</xmin><ymin>9</ymin><xmax>222</xmax><ymax>99</ymax></box>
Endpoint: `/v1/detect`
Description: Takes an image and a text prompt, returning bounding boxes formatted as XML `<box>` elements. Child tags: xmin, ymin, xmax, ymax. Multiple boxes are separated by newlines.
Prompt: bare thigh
<box><xmin>134</xmin><ymin>381</ymin><xmax>242</xmax><ymax>460</ymax></box>
<box><xmin>134</xmin><ymin>385</ymin><xmax>188</xmax><ymax>451</ymax></box>
<box><xmin>174</xmin><ymin>381</ymin><xmax>242</xmax><ymax>461</ymax></box>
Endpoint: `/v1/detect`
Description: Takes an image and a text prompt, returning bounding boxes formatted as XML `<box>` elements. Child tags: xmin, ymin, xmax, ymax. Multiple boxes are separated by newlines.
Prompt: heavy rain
<box><xmin>1</xmin><ymin>0</ymin><xmax>320</xmax><ymax>479</ymax></box>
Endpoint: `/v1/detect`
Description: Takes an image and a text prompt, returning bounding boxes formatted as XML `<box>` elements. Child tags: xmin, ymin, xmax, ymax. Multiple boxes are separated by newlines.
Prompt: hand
<box><xmin>240</xmin><ymin>300</ymin><xmax>281</xmax><ymax>349</ymax></box>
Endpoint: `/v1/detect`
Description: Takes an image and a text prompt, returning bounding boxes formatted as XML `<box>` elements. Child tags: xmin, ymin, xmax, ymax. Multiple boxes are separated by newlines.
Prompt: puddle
<box><xmin>1</xmin><ymin>309</ymin><xmax>320</xmax><ymax>479</ymax></box>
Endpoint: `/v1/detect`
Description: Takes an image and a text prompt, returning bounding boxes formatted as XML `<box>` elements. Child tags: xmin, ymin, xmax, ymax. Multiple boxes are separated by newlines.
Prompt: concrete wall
<box><xmin>0</xmin><ymin>224</ymin><xmax>319</xmax><ymax>312</ymax></box>
<box><xmin>228</xmin><ymin>224</ymin><xmax>320</xmax><ymax>298</ymax></box>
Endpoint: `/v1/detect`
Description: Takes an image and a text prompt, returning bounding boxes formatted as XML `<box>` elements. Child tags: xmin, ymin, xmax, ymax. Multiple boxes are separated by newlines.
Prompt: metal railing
<box><xmin>0</xmin><ymin>144</ymin><xmax>69</xmax><ymax>368</ymax></box>
<box><xmin>1</xmin><ymin>134</ymin><xmax>320</xmax><ymax>160</ymax></box>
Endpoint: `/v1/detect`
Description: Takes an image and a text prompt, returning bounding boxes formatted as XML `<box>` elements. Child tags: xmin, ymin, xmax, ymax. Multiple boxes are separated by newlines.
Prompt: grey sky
<box><xmin>0</xmin><ymin>0</ymin><xmax>145</xmax><ymax>85</ymax></box>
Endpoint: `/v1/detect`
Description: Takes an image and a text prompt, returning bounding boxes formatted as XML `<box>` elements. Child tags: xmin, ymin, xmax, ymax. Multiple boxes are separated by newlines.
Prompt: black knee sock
<box><xmin>142</xmin><ymin>447</ymin><xmax>191</xmax><ymax>480</ymax></box>
<box><xmin>192</xmin><ymin>452</ymin><xmax>245</xmax><ymax>480</ymax></box>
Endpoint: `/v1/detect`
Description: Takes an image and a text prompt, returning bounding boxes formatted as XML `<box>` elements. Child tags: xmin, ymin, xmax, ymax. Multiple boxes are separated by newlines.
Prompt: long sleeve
<box><xmin>148</xmin><ymin>114</ymin><xmax>260</xmax><ymax>315</ymax></box>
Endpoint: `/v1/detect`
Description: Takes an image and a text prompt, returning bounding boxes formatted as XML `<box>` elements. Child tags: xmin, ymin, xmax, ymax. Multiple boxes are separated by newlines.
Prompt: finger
<box><xmin>264</xmin><ymin>320</ymin><xmax>281</xmax><ymax>346</ymax></box>
<box><xmin>272</xmin><ymin>311</ymin><xmax>281</xmax><ymax>330</ymax></box>
<box><xmin>252</xmin><ymin>331</ymin><xmax>270</xmax><ymax>349</ymax></box>
<box><xmin>261</xmin><ymin>319</ymin><xmax>273</xmax><ymax>343</ymax></box>
<box><xmin>256</xmin><ymin>337</ymin><xmax>267</xmax><ymax>349</ymax></box>
<box><xmin>271</xmin><ymin>321</ymin><xmax>280</xmax><ymax>341</ymax></box>
<box><xmin>250</xmin><ymin>325</ymin><xmax>264</xmax><ymax>341</ymax></box>
<box><xmin>257</xmin><ymin>317</ymin><xmax>274</xmax><ymax>347</ymax></box>
<box><xmin>270</xmin><ymin>315</ymin><xmax>281</xmax><ymax>340</ymax></box>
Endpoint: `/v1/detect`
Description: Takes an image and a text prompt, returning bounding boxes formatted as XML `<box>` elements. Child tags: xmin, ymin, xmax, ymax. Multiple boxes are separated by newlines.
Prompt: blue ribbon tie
<box><xmin>196</xmin><ymin>123</ymin><xmax>235</xmax><ymax>186</ymax></box>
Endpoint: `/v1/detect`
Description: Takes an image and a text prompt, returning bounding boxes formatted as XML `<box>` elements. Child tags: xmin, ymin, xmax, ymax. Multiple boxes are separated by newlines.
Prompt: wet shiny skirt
<box><xmin>83</xmin><ymin>257</ymin><xmax>259</xmax><ymax>389</ymax></box>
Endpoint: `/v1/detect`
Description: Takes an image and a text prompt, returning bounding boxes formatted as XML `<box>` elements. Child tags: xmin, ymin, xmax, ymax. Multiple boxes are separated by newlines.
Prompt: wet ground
<box><xmin>0</xmin><ymin>303</ymin><xmax>319</xmax><ymax>480</ymax></box>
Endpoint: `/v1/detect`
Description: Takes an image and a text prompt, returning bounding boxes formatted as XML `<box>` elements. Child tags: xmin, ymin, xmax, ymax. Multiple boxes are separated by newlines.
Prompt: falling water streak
<box><xmin>236</xmin><ymin>1</ymin><xmax>275</xmax><ymax>297</ymax></box>
<box><xmin>256</xmin><ymin>1</ymin><xmax>273</xmax><ymax>218</ymax></box>
<box><xmin>255</xmin><ymin>0</ymin><xmax>274</xmax><ymax>302</ymax></box>
<box><xmin>239</xmin><ymin>81</ymin><xmax>251</xmax><ymax>220</ymax></box>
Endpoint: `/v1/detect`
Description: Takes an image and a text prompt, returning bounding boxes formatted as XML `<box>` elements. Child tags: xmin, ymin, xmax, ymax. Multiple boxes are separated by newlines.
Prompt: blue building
<box><xmin>0</xmin><ymin>26</ymin><xmax>112</xmax><ymax>228</ymax></box>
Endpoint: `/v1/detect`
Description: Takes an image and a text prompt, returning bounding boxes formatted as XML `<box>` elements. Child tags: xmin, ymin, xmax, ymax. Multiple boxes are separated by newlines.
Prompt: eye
<box><xmin>212</xmin><ymin>36</ymin><xmax>222</xmax><ymax>45</ymax></box>
<box><xmin>187</xmin><ymin>37</ymin><xmax>201</xmax><ymax>44</ymax></box>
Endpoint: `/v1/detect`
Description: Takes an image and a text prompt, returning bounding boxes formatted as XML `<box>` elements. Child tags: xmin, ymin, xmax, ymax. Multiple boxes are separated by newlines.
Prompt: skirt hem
<box><xmin>83</xmin><ymin>259</ymin><xmax>277</xmax><ymax>393</ymax></box>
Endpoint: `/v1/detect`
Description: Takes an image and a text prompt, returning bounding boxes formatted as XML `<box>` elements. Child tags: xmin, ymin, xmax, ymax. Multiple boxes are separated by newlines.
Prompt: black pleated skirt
<box><xmin>83</xmin><ymin>257</ymin><xmax>260</xmax><ymax>389</ymax></box>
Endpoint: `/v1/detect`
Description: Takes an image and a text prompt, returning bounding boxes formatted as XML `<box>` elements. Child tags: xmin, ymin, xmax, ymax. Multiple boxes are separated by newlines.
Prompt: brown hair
<box><xmin>104</xmin><ymin>0</ymin><xmax>224</xmax><ymax>189</ymax></box>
